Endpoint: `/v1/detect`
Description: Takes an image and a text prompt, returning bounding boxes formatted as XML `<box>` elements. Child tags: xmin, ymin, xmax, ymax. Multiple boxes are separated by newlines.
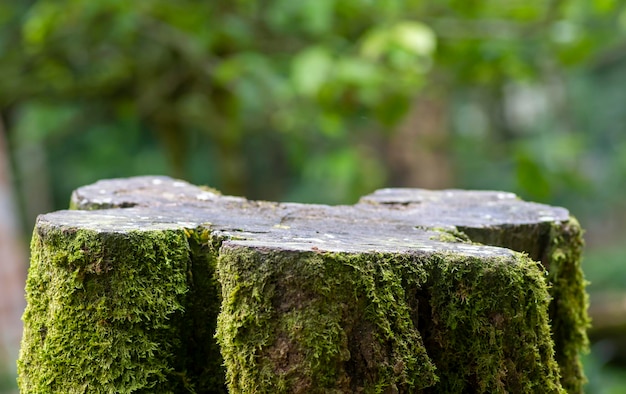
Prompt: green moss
<box><xmin>68</xmin><ymin>198</ymin><xmax>79</xmax><ymax>210</ymax></box>
<box><xmin>423</xmin><ymin>253</ymin><xmax>563</xmax><ymax>393</ymax></box>
<box><xmin>216</xmin><ymin>246</ymin><xmax>437</xmax><ymax>393</ymax></box>
<box><xmin>545</xmin><ymin>218</ymin><xmax>590</xmax><ymax>393</ymax></box>
<box><xmin>216</xmin><ymin>244</ymin><xmax>564</xmax><ymax>393</ymax></box>
<box><xmin>453</xmin><ymin>217</ymin><xmax>590</xmax><ymax>392</ymax></box>
<box><xmin>18</xmin><ymin>226</ymin><xmax>191</xmax><ymax>393</ymax></box>
<box><xmin>426</xmin><ymin>227</ymin><xmax>472</xmax><ymax>243</ymax></box>
<box><xmin>24</xmin><ymin>187</ymin><xmax>589</xmax><ymax>392</ymax></box>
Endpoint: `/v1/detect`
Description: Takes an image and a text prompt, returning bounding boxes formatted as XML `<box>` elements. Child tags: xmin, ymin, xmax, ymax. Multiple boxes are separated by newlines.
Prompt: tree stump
<box><xmin>18</xmin><ymin>176</ymin><xmax>589</xmax><ymax>393</ymax></box>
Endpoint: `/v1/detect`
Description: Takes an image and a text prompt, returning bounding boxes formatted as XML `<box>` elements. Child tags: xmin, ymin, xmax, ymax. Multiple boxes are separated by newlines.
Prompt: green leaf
<box><xmin>334</xmin><ymin>57</ymin><xmax>380</xmax><ymax>86</ymax></box>
<box><xmin>593</xmin><ymin>0</ymin><xmax>617</xmax><ymax>13</ymax></box>
<box><xmin>361</xmin><ymin>28</ymin><xmax>389</xmax><ymax>60</ymax></box>
<box><xmin>291</xmin><ymin>46</ymin><xmax>334</xmax><ymax>97</ymax></box>
<box><xmin>515</xmin><ymin>153</ymin><xmax>551</xmax><ymax>201</ymax></box>
<box><xmin>361</xmin><ymin>21</ymin><xmax>436</xmax><ymax>60</ymax></box>
<box><xmin>392</xmin><ymin>21</ymin><xmax>437</xmax><ymax>57</ymax></box>
<box><xmin>22</xmin><ymin>1</ymin><xmax>60</xmax><ymax>48</ymax></box>
<box><xmin>301</xmin><ymin>0</ymin><xmax>334</xmax><ymax>35</ymax></box>
<box><xmin>374</xmin><ymin>93</ymin><xmax>411</xmax><ymax>126</ymax></box>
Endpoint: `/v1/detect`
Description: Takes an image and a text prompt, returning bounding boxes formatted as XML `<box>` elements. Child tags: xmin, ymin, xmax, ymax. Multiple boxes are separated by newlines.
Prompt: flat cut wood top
<box><xmin>42</xmin><ymin>176</ymin><xmax>572</xmax><ymax>259</ymax></box>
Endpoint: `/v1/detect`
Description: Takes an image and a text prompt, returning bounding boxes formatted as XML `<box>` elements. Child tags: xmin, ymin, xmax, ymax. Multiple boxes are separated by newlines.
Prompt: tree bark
<box><xmin>387</xmin><ymin>93</ymin><xmax>453</xmax><ymax>189</ymax></box>
<box><xmin>18</xmin><ymin>176</ymin><xmax>588</xmax><ymax>393</ymax></box>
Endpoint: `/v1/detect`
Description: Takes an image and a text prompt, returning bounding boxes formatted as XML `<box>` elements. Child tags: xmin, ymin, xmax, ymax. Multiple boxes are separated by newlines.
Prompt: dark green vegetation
<box><xmin>18</xmin><ymin>177</ymin><xmax>588</xmax><ymax>393</ymax></box>
<box><xmin>2</xmin><ymin>0</ymin><xmax>625</xmax><ymax>212</ymax></box>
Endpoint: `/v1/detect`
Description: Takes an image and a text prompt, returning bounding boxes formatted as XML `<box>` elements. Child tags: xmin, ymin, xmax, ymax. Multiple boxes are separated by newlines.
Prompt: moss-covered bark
<box><xmin>360</xmin><ymin>187</ymin><xmax>590</xmax><ymax>392</ymax></box>
<box><xmin>216</xmin><ymin>243</ymin><xmax>564</xmax><ymax>393</ymax></box>
<box><xmin>216</xmin><ymin>245</ymin><xmax>438</xmax><ymax>393</ymax></box>
<box><xmin>544</xmin><ymin>218</ymin><xmax>589</xmax><ymax>393</ymax></box>
<box><xmin>18</xmin><ymin>177</ymin><xmax>590</xmax><ymax>393</ymax></box>
<box><xmin>18</xmin><ymin>225</ymin><xmax>191</xmax><ymax>393</ymax></box>
<box><xmin>18</xmin><ymin>222</ymin><xmax>230</xmax><ymax>394</ymax></box>
<box><xmin>422</xmin><ymin>253</ymin><xmax>562</xmax><ymax>393</ymax></box>
<box><xmin>455</xmin><ymin>220</ymin><xmax>590</xmax><ymax>392</ymax></box>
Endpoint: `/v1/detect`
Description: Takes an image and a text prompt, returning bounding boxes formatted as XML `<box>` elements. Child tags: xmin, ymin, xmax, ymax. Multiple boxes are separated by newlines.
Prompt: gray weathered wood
<box><xmin>18</xmin><ymin>176</ymin><xmax>588</xmax><ymax>393</ymax></box>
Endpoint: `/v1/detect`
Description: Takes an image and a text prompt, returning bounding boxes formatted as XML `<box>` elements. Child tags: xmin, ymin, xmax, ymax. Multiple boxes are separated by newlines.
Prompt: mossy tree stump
<box><xmin>18</xmin><ymin>176</ymin><xmax>589</xmax><ymax>393</ymax></box>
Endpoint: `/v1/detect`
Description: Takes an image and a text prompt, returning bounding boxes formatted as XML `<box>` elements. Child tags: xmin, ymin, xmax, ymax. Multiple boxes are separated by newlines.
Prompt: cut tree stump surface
<box><xmin>19</xmin><ymin>176</ymin><xmax>589</xmax><ymax>393</ymax></box>
<box><xmin>67</xmin><ymin>176</ymin><xmax>567</xmax><ymax>257</ymax></box>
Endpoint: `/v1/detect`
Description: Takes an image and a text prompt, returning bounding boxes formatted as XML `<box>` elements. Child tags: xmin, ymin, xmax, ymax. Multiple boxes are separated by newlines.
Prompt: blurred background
<box><xmin>1</xmin><ymin>0</ymin><xmax>625</xmax><ymax>392</ymax></box>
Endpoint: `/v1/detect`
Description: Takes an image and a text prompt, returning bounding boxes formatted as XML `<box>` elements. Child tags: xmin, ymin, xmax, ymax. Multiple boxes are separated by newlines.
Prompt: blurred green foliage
<box><xmin>2</xmin><ymin>0</ymin><xmax>625</xmax><ymax>211</ymax></box>
<box><xmin>2</xmin><ymin>0</ymin><xmax>438</xmax><ymax>205</ymax></box>
<box><xmin>583</xmin><ymin>348</ymin><xmax>626</xmax><ymax>394</ymax></box>
<box><xmin>584</xmin><ymin>244</ymin><xmax>626</xmax><ymax>294</ymax></box>
<box><xmin>2</xmin><ymin>0</ymin><xmax>626</xmax><ymax>391</ymax></box>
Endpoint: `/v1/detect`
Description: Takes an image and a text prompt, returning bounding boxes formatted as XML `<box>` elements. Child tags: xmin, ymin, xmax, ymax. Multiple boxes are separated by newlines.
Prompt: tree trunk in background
<box><xmin>153</xmin><ymin>115</ymin><xmax>188</xmax><ymax>180</ymax></box>
<box><xmin>11</xmin><ymin>128</ymin><xmax>54</xmax><ymax>233</ymax></box>
<box><xmin>387</xmin><ymin>93</ymin><xmax>453</xmax><ymax>189</ymax></box>
<box><xmin>0</xmin><ymin>119</ymin><xmax>27</xmax><ymax>373</ymax></box>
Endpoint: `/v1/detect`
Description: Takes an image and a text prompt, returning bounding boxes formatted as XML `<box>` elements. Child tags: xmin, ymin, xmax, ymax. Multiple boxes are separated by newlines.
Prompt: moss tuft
<box><xmin>215</xmin><ymin>246</ymin><xmax>438</xmax><ymax>393</ymax></box>
<box><xmin>423</xmin><ymin>253</ymin><xmax>563</xmax><ymax>393</ymax></box>
<box><xmin>545</xmin><ymin>218</ymin><xmax>590</xmax><ymax>393</ymax></box>
<box><xmin>18</xmin><ymin>226</ymin><xmax>190</xmax><ymax>393</ymax></box>
<box><xmin>216</xmin><ymin>244</ymin><xmax>564</xmax><ymax>393</ymax></box>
